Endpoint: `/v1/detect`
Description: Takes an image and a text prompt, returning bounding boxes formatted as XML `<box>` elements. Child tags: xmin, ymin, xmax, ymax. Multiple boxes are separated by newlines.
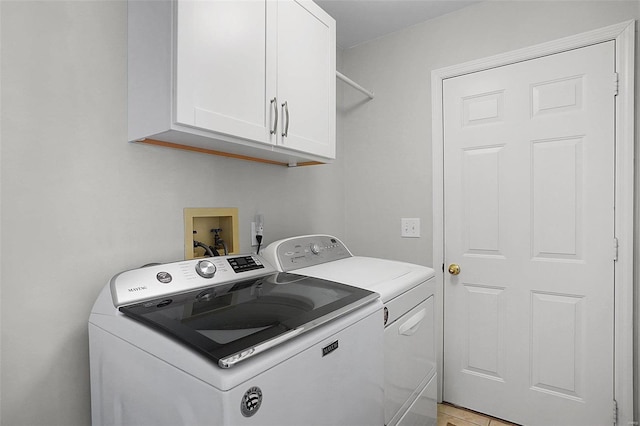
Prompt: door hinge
<box><xmin>614</xmin><ymin>72</ymin><xmax>619</xmax><ymax>96</ymax></box>
<box><xmin>612</xmin><ymin>399</ymin><xmax>618</xmax><ymax>425</ymax></box>
<box><xmin>613</xmin><ymin>237</ymin><xmax>619</xmax><ymax>262</ymax></box>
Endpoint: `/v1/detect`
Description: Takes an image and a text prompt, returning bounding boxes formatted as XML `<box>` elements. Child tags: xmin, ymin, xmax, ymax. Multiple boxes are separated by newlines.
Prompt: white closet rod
<box><xmin>336</xmin><ymin>71</ymin><xmax>374</xmax><ymax>99</ymax></box>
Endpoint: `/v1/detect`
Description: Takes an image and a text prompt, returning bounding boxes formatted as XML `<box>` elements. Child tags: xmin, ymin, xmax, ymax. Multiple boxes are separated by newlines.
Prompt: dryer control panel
<box><xmin>263</xmin><ymin>235</ymin><xmax>353</xmax><ymax>272</ymax></box>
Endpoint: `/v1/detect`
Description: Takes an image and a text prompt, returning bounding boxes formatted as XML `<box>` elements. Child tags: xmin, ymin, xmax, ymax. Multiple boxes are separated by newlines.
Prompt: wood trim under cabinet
<box><xmin>136</xmin><ymin>138</ymin><xmax>325</xmax><ymax>167</ymax></box>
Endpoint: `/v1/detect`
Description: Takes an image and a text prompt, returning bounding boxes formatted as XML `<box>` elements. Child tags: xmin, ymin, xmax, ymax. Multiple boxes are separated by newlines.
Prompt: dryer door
<box><xmin>384</xmin><ymin>287</ymin><xmax>435</xmax><ymax>425</ymax></box>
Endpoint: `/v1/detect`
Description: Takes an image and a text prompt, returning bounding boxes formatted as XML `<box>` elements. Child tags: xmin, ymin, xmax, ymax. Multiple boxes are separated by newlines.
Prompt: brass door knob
<box><xmin>448</xmin><ymin>264</ymin><xmax>461</xmax><ymax>275</ymax></box>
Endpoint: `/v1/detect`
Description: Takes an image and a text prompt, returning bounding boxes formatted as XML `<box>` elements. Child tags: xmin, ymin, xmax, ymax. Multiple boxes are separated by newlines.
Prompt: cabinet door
<box><xmin>175</xmin><ymin>0</ymin><xmax>274</xmax><ymax>144</ymax></box>
<box><xmin>275</xmin><ymin>0</ymin><xmax>336</xmax><ymax>159</ymax></box>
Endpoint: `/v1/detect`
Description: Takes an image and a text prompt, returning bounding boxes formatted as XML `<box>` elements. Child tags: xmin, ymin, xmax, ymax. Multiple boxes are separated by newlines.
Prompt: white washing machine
<box><xmin>263</xmin><ymin>235</ymin><xmax>437</xmax><ymax>426</ymax></box>
<box><xmin>89</xmin><ymin>254</ymin><xmax>384</xmax><ymax>425</ymax></box>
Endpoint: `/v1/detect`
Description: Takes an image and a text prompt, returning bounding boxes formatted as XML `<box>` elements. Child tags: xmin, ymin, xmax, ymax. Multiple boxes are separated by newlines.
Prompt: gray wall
<box><xmin>1</xmin><ymin>1</ymin><xmax>639</xmax><ymax>425</ymax></box>
<box><xmin>0</xmin><ymin>2</ymin><xmax>346</xmax><ymax>424</ymax></box>
<box><xmin>339</xmin><ymin>0</ymin><xmax>639</xmax><ymax>421</ymax></box>
<box><xmin>341</xmin><ymin>0</ymin><xmax>640</xmax><ymax>266</ymax></box>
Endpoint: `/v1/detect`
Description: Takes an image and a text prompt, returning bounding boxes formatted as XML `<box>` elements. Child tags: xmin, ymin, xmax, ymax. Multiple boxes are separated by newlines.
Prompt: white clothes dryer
<box><xmin>89</xmin><ymin>254</ymin><xmax>384</xmax><ymax>426</ymax></box>
<box><xmin>263</xmin><ymin>235</ymin><xmax>437</xmax><ymax>426</ymax></box>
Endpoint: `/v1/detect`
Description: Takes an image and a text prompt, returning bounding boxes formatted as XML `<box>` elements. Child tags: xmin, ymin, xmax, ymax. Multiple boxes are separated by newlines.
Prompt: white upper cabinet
<box><xmin>128</xmin><ymin>0</ymin><xmax>336</xmax><ymax>165</ymax></box>
<box><xmin>274</xmin><ymin>1</ymin><xmax>336</xmax><ymax>159</ymax></box>
<box><xmin>175</xmin><ymin>1</ymin><xmax>272</xmax><ymax>144</ymax></box>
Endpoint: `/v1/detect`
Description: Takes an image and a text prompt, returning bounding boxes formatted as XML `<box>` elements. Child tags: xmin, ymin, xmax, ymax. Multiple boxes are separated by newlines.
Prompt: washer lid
<box><xmin>118</xmin><ymin>272</ymin><xmax>378</xmax><ymax>368</ymax></box>
<box><xmin>294</xmin><ymin>257</ymin><xmax>435</xmax><ymax>303</ymax></box>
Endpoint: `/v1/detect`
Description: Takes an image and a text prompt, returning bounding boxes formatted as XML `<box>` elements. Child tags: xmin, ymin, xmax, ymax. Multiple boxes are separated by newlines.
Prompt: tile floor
<box><xmin>438</xmin><ymin>403</ymin><xmax>520</xmax><ymax>426</ymax></box>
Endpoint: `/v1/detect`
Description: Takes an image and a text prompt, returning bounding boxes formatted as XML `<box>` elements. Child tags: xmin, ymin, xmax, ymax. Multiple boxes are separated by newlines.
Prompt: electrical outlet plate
<box><xmin>401</xmin><ymin>218</ymin><xmax>421</xmax><ymax>238</ymax></box>
<box><xmin>251</xmin><ymin>222</ymin><xmax>259</xmax><ymax>246</ymax></box>
<box><xmin>251</xmin><ymin>214</ymin><xmax>264</xmax><ymax>247</ymax></box>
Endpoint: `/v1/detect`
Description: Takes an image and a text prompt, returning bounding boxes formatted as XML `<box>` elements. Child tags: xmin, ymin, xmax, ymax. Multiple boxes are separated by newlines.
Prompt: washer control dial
<box><xmin>310</xmin><ymin>243</ymin><xmax>321</xmax><ymax>255</ymax></box>
<box><xmin>196</xmin><ymin>260</ymin><xmax>217</xmax><ymax>278</ymax></box>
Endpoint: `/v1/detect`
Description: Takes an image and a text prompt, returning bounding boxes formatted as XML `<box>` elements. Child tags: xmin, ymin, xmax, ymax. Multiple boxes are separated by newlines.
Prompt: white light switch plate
<box><xmin>401</xmin><ymin>218</ymin><xmax>420</xmax><ymax>238</ymax></box>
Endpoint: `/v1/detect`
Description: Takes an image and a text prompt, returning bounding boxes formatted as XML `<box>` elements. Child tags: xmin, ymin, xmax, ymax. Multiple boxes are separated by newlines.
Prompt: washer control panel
<box><xmin>110</xmin><ymin>254</ymin><xmax>274</xmax><ymax>308</ymax></box>
<box><xmin>268</xmin><ymin>235</ymin><xmax>352</xmax><ymax>272</ymax></box>
<box><xmin>227</xmin><ymin>255</ymin><xmax>265</xmax><ymax>272</ymax></box>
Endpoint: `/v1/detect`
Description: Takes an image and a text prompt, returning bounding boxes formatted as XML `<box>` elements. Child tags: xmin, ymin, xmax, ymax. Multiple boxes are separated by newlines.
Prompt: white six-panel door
<box><xmin>443</xmin><ymin>41</ymin><xmax>615</xmax><ymax>426</ymax></box>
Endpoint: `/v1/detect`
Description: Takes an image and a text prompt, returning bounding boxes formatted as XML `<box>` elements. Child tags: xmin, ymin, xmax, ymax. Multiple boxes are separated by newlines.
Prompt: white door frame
<box><xmin>432</xmin><ymin>20</ymin><xmax>635</xmax><ymax>425</ymax></box>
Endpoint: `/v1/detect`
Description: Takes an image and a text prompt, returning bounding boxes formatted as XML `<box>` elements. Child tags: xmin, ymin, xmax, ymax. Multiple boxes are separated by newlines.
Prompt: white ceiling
<box><xmin>315</xmin><ymin>0</ymin><xmax>481</xmax><ymax>49</ymax></box>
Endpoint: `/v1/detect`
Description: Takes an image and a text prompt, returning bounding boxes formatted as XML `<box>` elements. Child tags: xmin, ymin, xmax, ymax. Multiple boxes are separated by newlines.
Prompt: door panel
<box><xmin>462</xmin><ymin>284</ymin><xmax>505</xmax><ymax>380</ymax></box>
<box><xmin>276</xmin><ymin>0</ymin><xmax>335</xmax><ymax>158</ymax></box>
<box><xmin>175</xmin><ymin>0</ymin><xmax>272</xmax><ymax>143</ymax></box>
<box><xmin>443</xmin><ymin>41</ymin><xmax>615</xmax><ymax>426</ymax></box>
<box><xmin>531</xmin><ymin>137</ymin><xmax>583</xmax><ymax>260</ymax></box>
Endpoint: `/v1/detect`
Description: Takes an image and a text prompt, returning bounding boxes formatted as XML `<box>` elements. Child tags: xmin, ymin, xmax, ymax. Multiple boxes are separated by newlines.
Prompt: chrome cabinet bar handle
<box><xmin>270</xmin><ymin>97</ymin><xmax>278</xmax><ymax>135</ymax></box>
<box><xmin>281</xmin><ymin>101</ymin><xmax>289</xmax><ymax>137</ymax></box>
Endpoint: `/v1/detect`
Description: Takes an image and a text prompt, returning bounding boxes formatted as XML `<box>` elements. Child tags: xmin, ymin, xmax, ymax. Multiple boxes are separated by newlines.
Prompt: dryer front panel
<box><xmin>384</xmin><ymin>293</ymin><xmax>436</xmax><ymax>425</ymax></box>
